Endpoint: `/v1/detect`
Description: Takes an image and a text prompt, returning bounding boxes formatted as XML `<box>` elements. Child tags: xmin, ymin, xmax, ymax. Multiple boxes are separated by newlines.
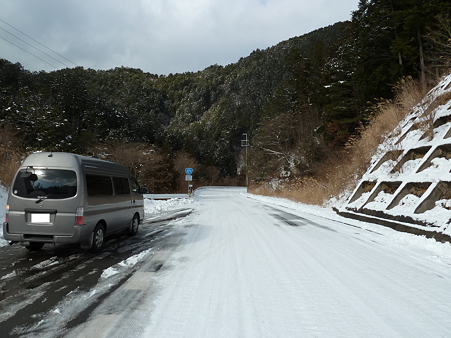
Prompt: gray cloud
<box><xmin>0</xmin><ymin>0</ymin><xmax>359</xmax><ymax>75</ymax></box>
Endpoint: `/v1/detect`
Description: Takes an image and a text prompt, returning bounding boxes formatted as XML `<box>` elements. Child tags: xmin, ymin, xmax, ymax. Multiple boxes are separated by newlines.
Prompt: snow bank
<box><xmin>145</xmin><ymin>197</ymin><xmax>194</xmax><ymax>216</ymax></box>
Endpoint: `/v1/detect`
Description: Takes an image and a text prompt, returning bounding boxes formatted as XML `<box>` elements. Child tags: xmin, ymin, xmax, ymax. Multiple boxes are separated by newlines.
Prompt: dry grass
<box><xmin>0</xmin><ymin>152</ymin><xmax>22</xmax><ymax>188</ymax></box>
<box><xmin>394</xmin><ymin>77</ymin><xmax>428</xmax><ymax>113</ymax></box>
<box><xmin>250</xmin><ymin>77</ymin><xmax>429</xmax><ymax>205</ymax></box>
<box><xmin>251</xmin><ymin>176</ymin><xmax>326</xmax><ymax>205</ymax></box>
<box><xmin>0</xmin><ymin>123</ymin><xmax>25</xmax><ymax>187</ymax></box>
<box><xmin>436</xmin><ymin>91</ymin><xmax>451</xmax><ymax>106</ymax></box>
<box><xmin>173</xmin><ymin>152</ymin><xmax>199</xmax><ymax>193</ymax></box>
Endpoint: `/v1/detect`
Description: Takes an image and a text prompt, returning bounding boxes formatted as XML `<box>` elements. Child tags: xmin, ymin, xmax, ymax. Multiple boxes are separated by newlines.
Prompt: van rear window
<box><xmin>13</xmin><ymin>169</ymin><xmax>77</xmax><ymax>199</ymax></box>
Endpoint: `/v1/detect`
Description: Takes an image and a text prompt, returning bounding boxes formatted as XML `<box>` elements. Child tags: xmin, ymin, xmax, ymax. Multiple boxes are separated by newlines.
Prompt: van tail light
<box><xmin>5</xmin><ymin>205</ymin><xmax>9</xmax><ymax>223</ymax></box>
<box><xmin>75</xmin><ymin>207</ymin><xmax>84</xmax><ymax>225</ymax></box>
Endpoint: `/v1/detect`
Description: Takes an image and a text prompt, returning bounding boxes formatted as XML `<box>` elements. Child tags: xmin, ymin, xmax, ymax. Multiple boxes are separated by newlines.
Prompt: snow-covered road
<box><xmin>69</xmin><ymin>187</ymin><xmax>451</xmax><ymax>338</ymax></box>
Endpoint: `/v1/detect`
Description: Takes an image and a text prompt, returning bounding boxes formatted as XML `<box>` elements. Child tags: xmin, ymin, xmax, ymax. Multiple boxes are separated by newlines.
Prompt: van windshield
<box><xmin>13</xmin><ymin>169</ymin><xmax>77</xmax><ymax>199</ymax></box>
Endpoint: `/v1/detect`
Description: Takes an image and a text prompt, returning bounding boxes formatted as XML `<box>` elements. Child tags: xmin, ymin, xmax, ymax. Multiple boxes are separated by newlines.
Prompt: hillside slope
<box><xmin>337</xmin><ymin>74</ymin><xmax>451</xmax><ymax>242</ymax></box>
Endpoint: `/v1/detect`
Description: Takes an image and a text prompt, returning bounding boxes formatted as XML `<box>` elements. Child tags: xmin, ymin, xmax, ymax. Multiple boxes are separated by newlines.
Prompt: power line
<box><xmin>0</xmin><ymin>17</ymin><xmax>78</xmax><ymax>67</ymax></box>
<box><xmin>0</xmin><ymin>26</ymin><xmax>70</xmax><ymax>68</ymax></box>
<box><xmin>0</xmin><ymin>35</ymin><xmax>58</xmax><ymax>69</ymax></box>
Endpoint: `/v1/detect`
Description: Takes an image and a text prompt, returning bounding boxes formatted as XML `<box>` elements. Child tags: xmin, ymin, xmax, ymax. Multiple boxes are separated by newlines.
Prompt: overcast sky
<box><xmin>0</xmin><ymin>0</ymin><xmax>359</xmax><ymax>75</ymax></box>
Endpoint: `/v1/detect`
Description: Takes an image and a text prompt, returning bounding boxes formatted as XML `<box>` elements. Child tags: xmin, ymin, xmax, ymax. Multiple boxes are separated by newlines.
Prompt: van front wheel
<box><xmin>129</xmin><ymin>214</ymin><xmax>139</xmax><ymax>236</ymax></box>
<box><xmin>91</xmin><ymin>223</ymin><xmax>105</xmax><ymax>252</ymax></box>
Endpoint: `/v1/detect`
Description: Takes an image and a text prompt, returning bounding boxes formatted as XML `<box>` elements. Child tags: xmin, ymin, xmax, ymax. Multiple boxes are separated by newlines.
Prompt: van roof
<box><xmin>21</xmin><ymin>152</ymin><xmax>133</xmax><ymax>177</ymax></box>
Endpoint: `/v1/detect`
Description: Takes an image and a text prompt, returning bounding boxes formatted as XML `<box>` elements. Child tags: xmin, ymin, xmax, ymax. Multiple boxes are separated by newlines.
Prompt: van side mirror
<box><xmin>141</xmin><ymin>187</ymin><xmax>149</xmax><ymax>194</ymax></box>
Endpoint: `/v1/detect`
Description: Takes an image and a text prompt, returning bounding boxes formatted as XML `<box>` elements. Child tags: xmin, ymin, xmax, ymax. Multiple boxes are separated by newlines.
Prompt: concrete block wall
<box><xmin>336</xmin><ymin>75</ymin><xmax>451</xmax><ymax>242</ymax></box>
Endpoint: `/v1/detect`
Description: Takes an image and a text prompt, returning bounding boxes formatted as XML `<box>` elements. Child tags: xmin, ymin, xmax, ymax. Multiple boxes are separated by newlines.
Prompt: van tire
<box><xmin>129</xmin><ymin>214</ymin><xmax>139</xmax><ymax>236</ymax></box>
<box><xmin>25</xmin><ymin>242</ymin><xmax>45</xmax><ymax>251</ymax></box>
<box><xmin>91</xmin><ymin>223</ymin><xmax>105</xmax><ymax>252</ymax></box>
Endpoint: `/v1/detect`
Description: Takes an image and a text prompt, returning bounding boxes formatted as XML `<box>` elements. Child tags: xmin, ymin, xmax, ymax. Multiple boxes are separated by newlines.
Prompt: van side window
<box><xmin>113</xmin><ymin>177</ymin><xmax>130</xmax><ymax>195</ymax></box>
<box><xmin>130</xmin><ymin>178</ymin><xmax>141</xmax><ymax>194</ymax></box>
<box><xmin>86</xmin><ymin>175</ymin><xmax>113</xmax><ymax>196</ymax></box>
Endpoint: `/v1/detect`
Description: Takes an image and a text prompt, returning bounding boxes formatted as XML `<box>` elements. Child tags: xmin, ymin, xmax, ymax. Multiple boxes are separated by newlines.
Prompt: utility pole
<box><xmin>241</xmin><ymin>133</ymin><xmax>249</xmax><ymax>188</ymax></box>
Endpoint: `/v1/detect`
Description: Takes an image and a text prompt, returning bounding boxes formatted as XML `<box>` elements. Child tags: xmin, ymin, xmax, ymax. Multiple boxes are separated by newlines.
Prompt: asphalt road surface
<box><xmin>0</xmin><ymin>208</ymin><xmax>192</xmax><ymax>337</ymax></box>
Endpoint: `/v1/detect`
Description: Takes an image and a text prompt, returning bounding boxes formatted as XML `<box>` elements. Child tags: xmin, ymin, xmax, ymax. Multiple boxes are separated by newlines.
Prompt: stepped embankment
<box><xmin>337</xmin><ymin>75</ymin><xmax>451</xmax><ymax>243</ymax></box>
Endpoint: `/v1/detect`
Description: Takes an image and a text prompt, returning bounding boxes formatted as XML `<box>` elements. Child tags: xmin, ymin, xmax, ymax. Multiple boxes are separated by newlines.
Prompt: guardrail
<box><xmin>144</xmin><ymin>194</ymin><xmax>189</xmax><ymax>200</ymax></box>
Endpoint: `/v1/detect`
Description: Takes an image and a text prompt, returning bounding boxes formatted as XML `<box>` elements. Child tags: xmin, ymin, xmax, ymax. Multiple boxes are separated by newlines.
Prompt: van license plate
<box><xmin>31</xmin><ymin>213</ymin><xmax>50</xmax><ymax>223</ymax></box>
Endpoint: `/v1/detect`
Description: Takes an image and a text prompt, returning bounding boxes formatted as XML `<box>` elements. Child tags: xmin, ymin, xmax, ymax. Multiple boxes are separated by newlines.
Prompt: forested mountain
<box><xmin>1</xmin><ymin>0</ymin><xmax>450</xmax><ymax>192</ymax></box>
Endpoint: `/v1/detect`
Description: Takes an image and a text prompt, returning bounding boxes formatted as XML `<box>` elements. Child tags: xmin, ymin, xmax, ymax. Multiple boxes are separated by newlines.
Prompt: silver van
<box><xmin>3</xmin><ymin>152</ymin><xmax>146</xmax><ymax>252</ymax></box>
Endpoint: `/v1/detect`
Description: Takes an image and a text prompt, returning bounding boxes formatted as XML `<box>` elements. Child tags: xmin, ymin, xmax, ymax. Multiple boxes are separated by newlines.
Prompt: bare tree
<box><xmin>88</xmin><ymin>140</ymin><xmax>176</xmax><ymax>193</ymax></box>
<box><xmin>425</xmin><ymin>15</ymin><xmax>451</xmax><ymax>80</ymax></box>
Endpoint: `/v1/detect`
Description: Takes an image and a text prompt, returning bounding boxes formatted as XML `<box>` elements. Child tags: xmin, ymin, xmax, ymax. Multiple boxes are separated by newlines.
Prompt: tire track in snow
<box><xmin>56</xmin><ymin>188</ymin><xmax>451</xmax><ymax>338</ymax></box>
<box><xmin>141</xmin><ymin>190</ymin><xmax>451</xmax><ymax>337</ymax></box>
<box><xmin>256</xmin><ymin>202</ymin><xmax>451</xmax><ymax>337</ymax></box>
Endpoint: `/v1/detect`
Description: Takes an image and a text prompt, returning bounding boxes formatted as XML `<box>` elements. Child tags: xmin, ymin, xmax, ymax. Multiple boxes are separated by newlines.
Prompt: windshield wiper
<box><xmin>35</xmin><ymin>196</ymin><xmax>48</xmax><ymax>204</ymax></box>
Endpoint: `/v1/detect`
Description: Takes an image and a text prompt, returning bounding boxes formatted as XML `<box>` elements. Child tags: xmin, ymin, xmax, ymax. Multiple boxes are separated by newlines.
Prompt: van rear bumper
<box><xmin>2</xmin><ymin>222</ymin><xmax>89</xmax><ymax>244</ymax></box>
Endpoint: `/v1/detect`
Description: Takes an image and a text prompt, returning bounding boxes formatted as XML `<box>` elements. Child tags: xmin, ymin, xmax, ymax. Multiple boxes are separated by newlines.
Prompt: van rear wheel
<box><xmin>91</xmin><ymin>223</ymin><xmax>105</xmax><ymax>252</ymax></box>
<box><xmin>25</xmin><ymin>242</ymin><xmax>45</xmax><ymax>251</ymax></box>
<box><xmin>129</xmin><ymin>214</ymin><xmax>139</xmax><ymax>236</ymax></box>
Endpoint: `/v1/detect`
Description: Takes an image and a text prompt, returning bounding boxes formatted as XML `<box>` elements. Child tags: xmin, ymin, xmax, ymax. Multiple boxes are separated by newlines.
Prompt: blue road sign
<box><xmin>185</xmin><ymin>168</ymin><xmax>194</xmax><ymax>175</ymax></box>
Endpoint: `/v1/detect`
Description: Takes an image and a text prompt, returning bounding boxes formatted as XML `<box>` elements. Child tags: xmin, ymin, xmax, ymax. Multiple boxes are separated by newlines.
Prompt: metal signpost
<box><xmin>185</xmin><ymin>168</ymin><xmax>193</xmax><ymax>195</ymax></box>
